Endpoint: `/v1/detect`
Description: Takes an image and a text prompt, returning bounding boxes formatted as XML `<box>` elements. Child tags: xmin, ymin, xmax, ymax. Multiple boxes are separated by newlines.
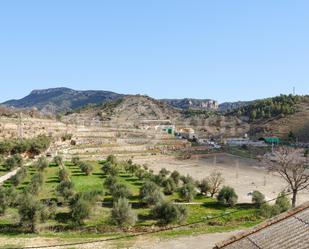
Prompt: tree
<box><xmin>53</xmin><ymin>156</ymin><xmax>63</xmax><ymax>166</ymax></box>
<box><xmin>35</xmin><ymin>156</ymin><xmax>49</xmax><ymax>171</ymax></box>
<box><xmin>111</xmin><ymin>197</ymin><xmax>137</xmax><ymax>226</ymax></box>
<box><xmin>71</xmin><ymin>156</ymin><xmax>80</xmax><ymax>166</ymax></box>
<box><xmin>26</xmin><ymin>172</ymin><xmax>44</xmax><ymax>195</ymax></box>
<box><xmin>101</xmin><ymin>161</ymin><xmax>118</xmax><ymax>176</ymax></box>
<box><xmin>0</xmin><ymin>187</ymin><xmax>8</xmax><ymax>215</ymax></box>
<box><xmin>275</xmin><ymin>191</ymin><xmax>291</xmax><ymax>212</ymax></box>
<box><xmin>179</xmin><ymin>183</ymin><xmax>197</xmax><ymax>202</ymax></box>
<box><xmin>265</xmin><ymin>147</ymin><xmax>309</xmax><ymax>207</ymax></box>
<box><xmin>152</xmin><ymin>201</ymin><xmax>187</xmax><ymax>225</ymax></box>
<box><xmin>104</xmin><ymin>175</ymin><xmax>118</xmax><ymax>193</ymax></box>
<box><xmin>163</xmin><ymin>177</ymin><xmax>177</xmax><ymax>195</ymax></box>
<box><xmin>259</xmin><ymin>203</ymin><xmax>281</xmax><ymax>218</ymax></box>
<box><xmin>10</xmin><ymin>167</ymin><xmax>27</xmax><ymax>186</ymax></box>
<box><xmin>198</xmin><ymin>179</ymin><xmax>210</xmax><ymax>196</ymax></box>
<box><xmin>217</xmin><ymin>186</ymin><xmax>238</xmax><ymax>207</ymax></box>
<box><xmin>251</xmin><ymin>190</ymin><xmax>265</xmax><ymax>207</ymax></box>
<box><xmin>110</xmin><ymin>183</ymin><xmax>131</xmax><ymax>201</ymax></box>
<box><xmin>140</xmin><ymin>181</ymin><xmax>164</xmax><ymax>206</ymax></box>
<box><xmin>58</xmin><ymin>167</ymin><xmax>70</xmax><ymax>182</ymax></box>
<box><xmin>69</xmin><ymin>191</ymin><xmax>101</xmax><ymax>225</ymax></box>
<box><xmin>56</xmin><ymin>180</ymin><xmax>75</xmax><ymax>201</ymax></box>
<box><xmin>208</xmin><ymin>171</ymin><xmax>224</xmax><ymax>197</ymax></box>
<box><xmin>159</xmin><ymin>168</ymin><xmax>170</xmax><ymax>177</ymax></box>
<box><xmin>170</xmin><ymin>170</ymin><xmax>181</xmax><ymax>186</ymax></box>
<box><xmin>180</xmin><ymin>175</ymin><xmax>195</xmax><ymax>185</ymax></box>
<box><xmin>17</xmin><ymin>193</ymin><xmax>46</xmax><ymax>232</ymax></box>
<box><xmin>79</xmin><ymin>162</ymin><xmax>93</xmax><ymax>176</ymax></box>
<box><xmin>3</xmin><ymin>155</ymin><xmax>23</xmax><ymax>170</ymax></box>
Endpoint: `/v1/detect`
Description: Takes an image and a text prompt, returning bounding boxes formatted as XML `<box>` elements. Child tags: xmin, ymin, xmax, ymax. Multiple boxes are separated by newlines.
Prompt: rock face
<box><xmin>2</xmin><ymin>87</ymin><xmax>123</xmax><ymax>113</ymax></box>
<box><xmin>162</xmin><ymin>98</ymin><xmax>219</xmax><ymax>110</ymax></box>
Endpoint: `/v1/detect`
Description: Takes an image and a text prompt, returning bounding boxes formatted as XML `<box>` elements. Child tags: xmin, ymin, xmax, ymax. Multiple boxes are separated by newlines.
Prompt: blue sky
<box><xmin>0</xmin><ymin>1</ymin><xmax>308</xmax><ymax>103</ymax></box>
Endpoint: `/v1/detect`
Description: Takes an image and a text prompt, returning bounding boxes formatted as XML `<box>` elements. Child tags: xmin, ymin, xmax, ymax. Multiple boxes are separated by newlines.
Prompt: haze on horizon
<box><xmin>1</xmin><ymin>1</ymin><xmax>308</xmax><ymax>103</ymax></box>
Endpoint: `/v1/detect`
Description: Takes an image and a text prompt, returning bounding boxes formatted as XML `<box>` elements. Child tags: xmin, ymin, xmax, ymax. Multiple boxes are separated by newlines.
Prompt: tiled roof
<box><xmin>214</xmin><ymin>202</ymin><xmax>309</xmax><ymax>249</ymax></box>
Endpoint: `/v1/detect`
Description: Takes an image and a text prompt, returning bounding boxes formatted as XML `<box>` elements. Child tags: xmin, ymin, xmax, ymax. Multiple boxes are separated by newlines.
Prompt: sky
<box><xmin>0</xmin><ymin>1</ymin><xmax>308</xmax><ymax>103</ymax></box>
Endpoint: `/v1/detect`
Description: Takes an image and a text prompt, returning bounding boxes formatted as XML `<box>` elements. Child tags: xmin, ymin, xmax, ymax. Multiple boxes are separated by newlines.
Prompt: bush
<box><xmin>10</xmin><ymin>167</ymin><xmax>27</xmax><ymax>186</ymax></box>
<box><xmin>251</xmin><ymin>191</ymin><xmax>265</xmax><ymax>207</ymax></box>
<box><xmin>71</xmin><ymin>156</ymin><xmax>80</xmax><ymax>166</ymax></box>
<box><xmin>35</xmin><ymin>156</ymin><xmax>49</xmax><ymax>171</ymax></box>
<box><xmin>79</xmin><ymin>162</ymin><xmax>93</xmax><ymax>176</ymax></box>
<box><xmin>56</xmin><ymin>180</ymin><xmax>75</xmax><ymax>200</ymax></box>
<box><xmin>110</xmin><ymin>183</ymin><xmax>131</xmax><ymax>201</ymax></box>
<box><xmin>163</xmin><ymin>177</ymin><xmax>177</xmax><ymax>195</ymax></box>
<box><xmin>111</xmin><ymin>197</ymin><xmax>137</xmax><ymax>226</ymax></box>
<box><xmin>159</xmin><ymin>168</ymin><xmax>170</xmax><ymax>177</ymax></box>
<box><xmin>26</xmin><ymin>172</ymin><xmax>44</xmax><ymax>195</ymax></box>
<box><xmin>275</xmin><ymin>192</ymin><xmax>291</xmax><ymax>212</ymax></box>
<box><xmin>179</xmin><ymin>183</ymin><xmax>197</xmax><ymax>202</ymax></box>
<box><xmin>104</xmin><ymin>175</ymin><xmax>118</xmax><ymax>193</ymax></box>
<box><xmin>140</xmin><ymin>181</ymin><xmax>164</xmax><ymax>206</ymax></box>
<box><xmin>259</xmin><ymin>203</ymin><xmax>281</xmax><ymax>218</ymax></box>
<box><xmin>58</xmin><ymin>167</ymin><xmax>70</xmax><ymax>182</ymax></box>
<box><xmin>170</xmin><ymin>170</ymin><xmax>181</xmax><ymax>186</ymax></box>
<box><xmin>53</xmin><ymin>156</ymin><xmax>63</xmax><ymax>166</ymax></box>
<box><xmin>101</xmin><ymin>161</ymin><xmax>118</xmax><ymax>176</ymax></box>
<box><xmin>0</xmin><ymin>187</ymin><xmax>8</xmax><ymax>215</ymax></box>
<box><xmin>217</xmin><ymin>186</ymin><xmax>238</xmax><ymax>207</ymax></box>
<box><xmin>198</xmin><ymin>179</ymin><xmax>210</xmax><ymax>196</ymax></box>
<box><xmin>17</xmin><ymin>193</ymin><xmax>46</xmax><ymax>232</ymax></box>
<box><xmin>3</xmin><ymin>154</ymin><xmax>23</xmax><ymax>170</ymax></box>
<box><xmin>152</xmin><ymin>201</ymin><xmax>187</xmax><ymax>225</ymax></box>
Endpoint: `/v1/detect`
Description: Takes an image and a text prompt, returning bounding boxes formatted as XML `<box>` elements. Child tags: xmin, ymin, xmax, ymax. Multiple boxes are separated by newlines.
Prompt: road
<box><xmin>0</xmin><ymin>167</ymin><xmax>20</xmax><ymax>184</ymax></box>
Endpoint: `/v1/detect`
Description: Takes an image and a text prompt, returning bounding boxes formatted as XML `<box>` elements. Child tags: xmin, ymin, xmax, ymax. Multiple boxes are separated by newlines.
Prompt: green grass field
<box><xmin>0</xmin><ymin>160</ymin><xmax>262</xmax><ymax>239</ymax></box>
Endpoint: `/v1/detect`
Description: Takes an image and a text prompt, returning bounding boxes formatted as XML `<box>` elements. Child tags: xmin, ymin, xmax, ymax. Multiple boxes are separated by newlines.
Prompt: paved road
<box><xmin>0</xmin><ymin>167</ymin><xmax>20</xmax><ymax>185</ymax></box>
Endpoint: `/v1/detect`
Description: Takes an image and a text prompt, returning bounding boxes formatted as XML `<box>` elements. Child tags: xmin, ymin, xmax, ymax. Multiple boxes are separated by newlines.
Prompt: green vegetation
<box><xmin>0</xmin><ymin>155</ymin><xmax>290</xmax><ymax>238</ymax></box>
<box><xmin>227</xmin><ymin>94</ymin><xmax>304</xmax><ymax>121</ymax></box>
<box><xmin>0</xmin><ymin>135</ymin><xmax>51</xmax><ymax>156</ymax></box>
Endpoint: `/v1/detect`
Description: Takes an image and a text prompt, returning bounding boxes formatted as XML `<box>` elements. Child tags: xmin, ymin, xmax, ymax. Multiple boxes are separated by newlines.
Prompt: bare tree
<box><xmin>265</xmin><ymin>147</ymin><xmax>309</xmax><ymax>207</ymax></box>
<box><xmin>208</xmin><ymin>171</ymin><xmax>224</xmax><ymax>197</ymax></box>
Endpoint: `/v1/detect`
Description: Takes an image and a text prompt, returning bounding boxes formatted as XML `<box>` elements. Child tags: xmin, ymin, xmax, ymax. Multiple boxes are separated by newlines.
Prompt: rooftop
<box><xmin>214</xmin><ymin>201</ymin><xmax>309</xmax><ymax>249</ymax></box>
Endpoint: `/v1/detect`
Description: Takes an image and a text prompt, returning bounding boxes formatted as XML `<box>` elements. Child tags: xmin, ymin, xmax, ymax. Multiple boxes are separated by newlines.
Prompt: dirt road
<box><xmin>0</xmin><ymin>167</ymin><xmax>20</xmax><ymax>184</ymax></box>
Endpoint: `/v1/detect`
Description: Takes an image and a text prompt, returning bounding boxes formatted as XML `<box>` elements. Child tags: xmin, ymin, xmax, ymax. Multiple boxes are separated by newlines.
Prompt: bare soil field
<box><xmin>134</xmin><ymin>153</ymin><xmax>309</xmax><ymax>205</ymax></box>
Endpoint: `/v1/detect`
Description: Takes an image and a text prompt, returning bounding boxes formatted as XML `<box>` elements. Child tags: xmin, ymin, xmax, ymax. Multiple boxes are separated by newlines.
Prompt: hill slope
<box><xmin>2</xmin><ymin>87</ymin><xmax>123</xmax><ymax>113</ymax></box>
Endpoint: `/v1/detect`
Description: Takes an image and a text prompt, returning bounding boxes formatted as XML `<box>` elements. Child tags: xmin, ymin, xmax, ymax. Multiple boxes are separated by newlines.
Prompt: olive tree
<box><xmin>79</xmin><ymin>162</ymin><xmax>93</xmax><ymax>176</ymax></box>
<box><xmin>152</xmin><ymin>201</ymin><xmax>187</xmax><ymax>225</ymax></box>
<box><xmin>251</xmin><ymin>190</ymin><xmax>265</xmax><ymax>207</ymax></box>
<box><xmin>179</xmin><ymin>183</ymin><xmax>197</xmax><ymax>202</ymax></box>
<box><xmin>217</xmin><ymin>186</ymin><xmax>238</xmax><ymax>207</ymax></box>
<box><xmin>111</xmin><ymin>197</ymin><xmax>137</xmax><ymax>226</ymax></box>
<box><xmin>140</xmin><ymin>181</ymin><xmax>164</xmax><ymax>206</ymax></box>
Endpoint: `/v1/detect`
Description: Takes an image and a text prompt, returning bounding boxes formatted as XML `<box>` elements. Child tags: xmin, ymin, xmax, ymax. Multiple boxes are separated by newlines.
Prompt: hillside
<box><xmin>2</xmin><ymin>87</ymin><xmax>123</xmax><ymax>113</ymax></box>
<box><xmin>161</xmin><ymin>98</ymin><xmax>219</xmax><ymax>110</ymax></box>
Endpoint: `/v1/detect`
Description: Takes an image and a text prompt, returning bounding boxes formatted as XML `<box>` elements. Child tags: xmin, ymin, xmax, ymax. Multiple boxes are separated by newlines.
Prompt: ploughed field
<box><xmin>0</xmin><ymin>160</ymin><xmax>261</xmax><ymax>237</ymax></box>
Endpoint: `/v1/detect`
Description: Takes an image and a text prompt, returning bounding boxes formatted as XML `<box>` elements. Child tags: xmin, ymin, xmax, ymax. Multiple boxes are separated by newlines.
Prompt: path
<box><xmin>0</xmin><ymin>167</ymin><xmax>20</xmax><ymax>184</ymax></box>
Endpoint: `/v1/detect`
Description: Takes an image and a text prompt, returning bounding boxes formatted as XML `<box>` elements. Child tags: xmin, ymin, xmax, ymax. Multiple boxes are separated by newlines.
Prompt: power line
<box><xmin>14</xmin><ymin>186</ymin><xmax>308</xmax><ymax>249</ymax></box>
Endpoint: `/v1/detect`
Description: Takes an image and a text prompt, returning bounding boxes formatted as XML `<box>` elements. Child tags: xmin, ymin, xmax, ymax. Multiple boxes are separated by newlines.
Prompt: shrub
<box><xmin>110</xmin><ymin>183</ymin><xmax>131</xmax><ymax>201</ymax></box>
<box><xmin>10</xmin><ymin>167</ymin><xmax>27</xmax><ymax>186</ymax></box>
<box><xmin>58</xmin><ymin>167</ymin><xmax>70</xmax><ymax>182</ymax></box>
<box><xmin>56</xmin><ymin>180</ymin><xmax>75</xmax><ymax>200</ymax></box>
<box><xmin>35</xmin><ymin>156</ymin><xmax>49</xmax><ymax>171</ymax></box>
<box><xmin>71</xmin><ymin>156</ymin><xmax>80</xmax><ymax>166</ymax></box>
<box><xmin>53</xmin><ymin>156</ymin><xmax>63</xmax><ymax>166</ymax></box>
<box><xmin>111</xmin><ymin>197</ymin><xmax>137</xmax><ymax>226</ymax></box>
<box><xmin>159</xmin><ymin>168</ymin><xmax>170</xmax><ymax>177</ymax></box>
<box><xmin>170</xmin><ymin>170</ymin><xmax>181</xmax><ymax>186</ymax></box>
<box><xmin>101</xmin><ymin>161</ymin><xmax>118</xmax><ymax>176</ymax></box>
<box><xmin>104</xmin><ymin>175</ymin><xmax>118</xmax><ymax>193</ymax></box>
<box><xmin>251</xmin><ymin>191</ymin><xmax>265</xmax><ymax>207</ymax></box>
<box><xmin>106</xmin><ymin>155</ymin><xmax>117</xmax><ymax>164</ymax></box>
<box><xmin>179</xmin><ymin>183</ymin><xmax>197</xmax><ymax>202</ymax></box>
<box><xmin>163</xmin><ymin>177</ymin><xmax>177</xmax><ymax>195</ymax></box>
<box><xmin>140</xmin><ymin>181</ymin><xmax>164</xmax><ymax>206</ymax></box>
<box><xmin>152</xmin><ymin>201</ymin><xmax>187</xmax><ymax>224</ymax></box>
<box><xmin>3</xmin><ymin>155</ymin><xmax>23</xmax><ymax>170</ymax></box>
<box><xmin>275</xmin><ymin>192</ymin><xmax>291</xmax><ymax>212</ymax></box>
<box><xmin>0</xmin><ymin>187</ymin><xmax>8</xmax><ymax>215</ymax></box>
<box><xmin>180</xmin><ymin>175</ymin><xmax>195</xmax><ymax>185</ymax></box>
<box><xmin>259</xmin><ymin>203</ymin><xmax>281</xmax><ymax>218</ymax></box>
<box><xmin>217</xmin><ymin>186</ymin><xmax>238</xmax><ymax>207</ymax></box>
<box><xmin>198</xmin><ymin>179</ymin><xmax>210</xmax><ymax>196</ymax></box>
<box><xmin>17</xmin><ymin>193</ymin><xmax>46</xmax><ymax>232</ymax></box>
<box><xmin>26</xmin><ymin>172</ymin><xmax>44</xmax><ymax>195</ymax></box>
<box><xmin>79</xmin><ymin>162</ymin><xmax>93</xmax><ymax>176</ymax></box>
